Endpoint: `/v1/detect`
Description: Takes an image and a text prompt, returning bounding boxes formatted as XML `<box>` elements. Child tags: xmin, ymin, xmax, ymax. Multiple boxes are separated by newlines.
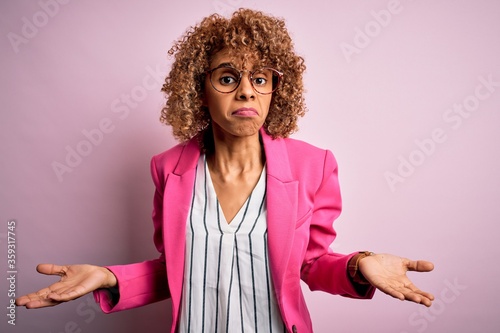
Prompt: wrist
<box><xmin>348</xmin><ymin>251</ymin><xmax>374</xmax><ymax>285</ymax></box>
<box><xmin>101</xmin><ymin>267</ymin><xmax>117</xmax><ymax>289</ymax></box>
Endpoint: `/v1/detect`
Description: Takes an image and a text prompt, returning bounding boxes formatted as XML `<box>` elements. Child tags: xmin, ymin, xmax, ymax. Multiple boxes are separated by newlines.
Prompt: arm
<box><xmin>300</xmin><ymin>150</ymin><xmax>434</xmax><ymax>306</ymax></box>
<box><xmin>93</xmin><ymin>155</ymin><xmax>171</xmax><ymax>312</ymax></box>
<box><xmin>300</xmin><ymin>150</ymin><xmax>375</xmax><ymax>298</ymax></box>
<box><xmin>17</xmin><ymin>156</ymin><xmax>171</xmax><ymax>311</ymax></box>
<box><xmin>93</xmin><ymin>258</ymin><xmax>169</xmax><ymax>313</ymax></box>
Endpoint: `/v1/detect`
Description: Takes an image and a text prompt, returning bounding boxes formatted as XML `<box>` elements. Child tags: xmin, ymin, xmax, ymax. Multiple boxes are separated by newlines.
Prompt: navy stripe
<box><xmin>264</xmin><ymin>230</ymin><xmax>273</xmax><ymax>332</ymax></box>
<box><xmin>236</xmin><ymin>242</ymin><xmax>244</xmax><ymax>333</ymax></box>
<box><xmin>187</xmin><ymin>163</ymin><xmax>198</xmax><ymax>332</ymax></box>
<box><xmin>201</xmin><ymin>160</ymin><xmax>209</xmax><ymax>332</ymax></box>
<box><xmin>249</xmin><ymin>189</ymin><xmax>267</xmax><ymax>331</ymax></box>
<box><xmin>226</xmin><ymin>188</ymin><xmax>252</xmax><ymax>332</ymax></box>
<box><xmin>225</xmin><ymin>253</ymin><xmax>235</xmax><ymax>333</ymax></box>
<box><xmin>214</xmin><ymin>199</ymin><xmax>223</xmax><ymax>333</ymax></box>
<box><xmin>234</xmin><ymin>193</ymin><xmax>252</xmax><ymax>333</ymax></box>
<box><xmin>234</xmin><ymin>192</ymin><xmax>252</xmax><ymax>233</ymax></box>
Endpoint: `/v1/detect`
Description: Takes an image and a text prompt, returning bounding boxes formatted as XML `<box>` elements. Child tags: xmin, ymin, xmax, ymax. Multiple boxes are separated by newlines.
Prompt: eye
<box><xmin>214</xmin><ymin>68</ymin><xmax>239</xmax><ymax>86</ymax></box>
<box><xmin>253</xmin><ymin>77</ymin><xmax>267</xmax><ymax>86</ymax></box>
<box><xmin>220</xmin><ymin>75</ymin><xmax>237</xmax><ymax>85</ymax></box>
<box><xmin>252</xmin><ymin>69</ymin><xmax>271</xmax><ymax>87</ymax></box>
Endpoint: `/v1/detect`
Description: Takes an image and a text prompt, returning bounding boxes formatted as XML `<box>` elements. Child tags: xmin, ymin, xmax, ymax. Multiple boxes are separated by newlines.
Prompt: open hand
<box><xmin>16</xmin><ymin>264</ymin><xmax>117</xmax><ymax>309</ymax></box>
<box><xmin>359</xmin><ymin>253</ymin><xmax>434</xmax><ymax>306</ymax></box>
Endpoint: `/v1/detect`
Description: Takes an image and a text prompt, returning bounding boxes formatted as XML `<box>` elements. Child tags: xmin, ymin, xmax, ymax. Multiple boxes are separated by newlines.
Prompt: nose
<box><xmin>236</xmin><ymin>72</ymin><xmax>255</xmax><ymax>100</ymax></box>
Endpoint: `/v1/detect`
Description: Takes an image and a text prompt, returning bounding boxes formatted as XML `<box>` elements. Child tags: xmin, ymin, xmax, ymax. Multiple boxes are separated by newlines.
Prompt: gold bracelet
<box><xmin>348</xmin><ymin>251</ymin><xmax>374</xmax><ymax>285</ymax></box>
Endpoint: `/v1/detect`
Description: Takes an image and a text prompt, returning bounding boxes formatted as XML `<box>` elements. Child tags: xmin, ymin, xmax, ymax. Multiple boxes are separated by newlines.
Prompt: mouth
<box><xmin>231</xmin><ymin>107</ymin><xmax>258</xmax><ymax>116</ymax></box>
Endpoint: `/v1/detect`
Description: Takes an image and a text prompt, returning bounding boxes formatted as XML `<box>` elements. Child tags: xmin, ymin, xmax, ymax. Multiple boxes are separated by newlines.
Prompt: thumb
<box><xmin>36</xmin><ymin>264</ymin><xmax>68</xmax><ymax>276</ymax></box>
<box><xmin>407</xmin><ymin>260</ymin><xmax>434</xmax><ymax>272</ymax></box>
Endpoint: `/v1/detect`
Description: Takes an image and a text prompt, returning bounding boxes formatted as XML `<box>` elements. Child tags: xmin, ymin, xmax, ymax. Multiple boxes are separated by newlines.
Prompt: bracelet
<box><xmin>348</xmin><ymin>251</ymin><xmax>374</xmax><ymax>285</ymax></box>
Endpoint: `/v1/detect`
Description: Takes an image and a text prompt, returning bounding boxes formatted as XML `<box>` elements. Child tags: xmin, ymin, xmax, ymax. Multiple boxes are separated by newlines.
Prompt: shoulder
<box><xmin>150</xmin><ymin>137</ymin><xmax>200</xmax><ymax>178</ymax></box>
<box><xmin>152</xmin><ymin>141</ymin><xmax>189</xmax><ymax>166</ymax></box>
<box><xmin>280</xmin><ymin>136</ymin><xmax>338</xmax><ymax>170</ymax></box>
<box><xmin>281</xmin><ymin>136</ymin><xmax>326</xmax><ymax>155</ymax></box>
<box><xmin>265</xmin><ymin>135</ymin><xmax>338</xmax><ymax>190</ymax></box>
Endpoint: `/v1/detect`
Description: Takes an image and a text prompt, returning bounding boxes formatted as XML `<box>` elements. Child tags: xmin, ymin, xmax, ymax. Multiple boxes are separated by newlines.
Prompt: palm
<box><xmin>16</xmin><ymin>264</ymin><xmax>116</xmax><ymax>309</ymax></box>
<box><xmin>359</xmin><ymin>253</ymin><xmax>434</xmax><ymax>306</ymax></box>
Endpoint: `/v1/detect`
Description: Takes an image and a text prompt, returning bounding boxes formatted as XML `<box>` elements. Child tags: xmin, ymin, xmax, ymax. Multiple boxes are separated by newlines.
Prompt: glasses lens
<box><xmin>251</xmin><ymin>68</ymin><xmax>280</xmax><ymax>94</ymax></box>
<box><xmin>209</xmin><ymin>67</ymin><xmax>281</xmax><ymax>94</ymax></box>
<box><xmin>210</xmin><ymin>67</ymin><xmax>240</xmax><ymax>93</ymax></box>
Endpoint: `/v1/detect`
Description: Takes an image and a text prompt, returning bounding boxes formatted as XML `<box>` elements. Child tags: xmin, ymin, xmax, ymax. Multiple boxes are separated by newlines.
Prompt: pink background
<box><xmin>1</xmin><ymin>0</ymin><xmax>500</xmax><ymax>332</ymax></box>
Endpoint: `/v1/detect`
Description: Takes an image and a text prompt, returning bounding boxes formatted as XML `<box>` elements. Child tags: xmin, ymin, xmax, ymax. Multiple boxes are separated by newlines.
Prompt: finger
<box><xmin>16</xmin><ymin>295</ymin><xmax>32</xmax><ymax>306</ymax></box>
<box><xmin>419</xmin><ymin>296</ymin><xmax>433</xmax><ymax>307</ymax></box>
<box><xmin>400</xmin><ymin>288</ymin><xmax>425</xmax><ymax>305</ymax></box>
<box><xmin>17</xmin><ymin>288</ymin><xmax>81</xmax><ymax>307</ymax></box>
<box><xmin>16</xmin><ymin>287</ymin><xmax>53</xmax><ymax>305</ymax></box>
<box><xmin>376</xmin><ymin>284</ymin><xmax>406</xmax><ymax>302</ymax></box>
<box><xmin>49</xmin><ymin>289</ymin><xmax>82</xmax><ymax>302</ymax></box>
<box><xmin>378</xmin><ymin>282</ymin><xmax>433</xmax><ymax>307</ymax></box>
<box><xmin>419</xmin><ymin>290</ymin><xmax>434</xmax><ymax>301</ymax></box>
<box><xmin>406</xmin><ymin>260</ymin><xmax>434</xmax><ymax>272</ymax></box>
<box><xmin>402</xmin><ymin>290</ymin><xmax>433</xmax><ymax>307</ymax></box>
<box><xmin>399</xmin><ymin>283</ymin><xmax>434</xmax><ymax>307</ymax></box>
<box><xmin>24</xmin><ymin>298</ymin><xmax>62</xmax><ymax>309</ymax></box>
<box><xmin>16</xmin><ymin>289</ymin><xmax>54</xmax><ymax>307</ymax></box>
<box><xmin>36</xmin><ymin>263</ymin><xmax>69</xmax><ymax>276</ymax></box>
<box><xmin>409</xmin><ymin>288</ymin><xmax>435</xmax><ymax>303</ymax></box>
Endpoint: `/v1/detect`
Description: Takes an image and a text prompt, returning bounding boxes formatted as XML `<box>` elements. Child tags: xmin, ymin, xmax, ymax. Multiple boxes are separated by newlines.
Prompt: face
<box><xmin>203</xmin><ymin>49</ymin><xmax>273</xmax><ymax>140</ymax></box>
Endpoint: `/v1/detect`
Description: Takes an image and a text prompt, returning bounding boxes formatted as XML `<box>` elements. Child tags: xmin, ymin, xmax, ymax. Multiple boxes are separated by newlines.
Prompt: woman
<box><xmin>16</xmin><ymin>8</ymin><xmax>434</xmax><ymax>333</ymax></box>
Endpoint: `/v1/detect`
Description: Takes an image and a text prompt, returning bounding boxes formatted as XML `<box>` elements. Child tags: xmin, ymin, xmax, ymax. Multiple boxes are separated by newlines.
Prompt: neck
<box><xmin>207</xmin><ymin>127</ymin><xmax>264</xmax><ymax>176</ymax></box>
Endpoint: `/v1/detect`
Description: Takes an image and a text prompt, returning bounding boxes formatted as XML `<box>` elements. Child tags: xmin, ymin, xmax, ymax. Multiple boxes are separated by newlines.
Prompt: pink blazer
<box><xmin>94</xmin><ymin>129</ymin><xmax>375</xmax><ymax>332</ymax></box>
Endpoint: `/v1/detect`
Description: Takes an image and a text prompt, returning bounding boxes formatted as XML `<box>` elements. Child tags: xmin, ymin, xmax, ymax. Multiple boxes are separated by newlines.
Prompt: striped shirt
<box><xmin>178</xmin><ymin>155</ymin><xmax>286</xmax><ymax>332</ymax></box>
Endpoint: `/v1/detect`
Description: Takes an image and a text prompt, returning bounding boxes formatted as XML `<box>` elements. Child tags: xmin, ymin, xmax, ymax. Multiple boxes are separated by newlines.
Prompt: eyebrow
<box><xmin>211</xmin><ymin>61</ymin><xmax>263</xmax><ymax>70</ymax></box>
<box><xmin>215</xmin><ymin>62</ymin><xmax>235</xmax><ymax>68</ymax></box>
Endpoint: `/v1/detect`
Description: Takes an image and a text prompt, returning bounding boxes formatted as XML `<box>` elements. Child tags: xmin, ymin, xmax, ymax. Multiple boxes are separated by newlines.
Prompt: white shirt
<box><xmin>178</xmin><ymin>155</ymin><xmax>285</xmax><ymax>332</ymax></box>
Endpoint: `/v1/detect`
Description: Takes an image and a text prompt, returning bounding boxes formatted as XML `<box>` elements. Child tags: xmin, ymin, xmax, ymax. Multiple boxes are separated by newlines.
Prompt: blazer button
<box><xmin>292</xmin><ymin>325</ymin><xmax>297</xmax><ymax>333</ymax></box>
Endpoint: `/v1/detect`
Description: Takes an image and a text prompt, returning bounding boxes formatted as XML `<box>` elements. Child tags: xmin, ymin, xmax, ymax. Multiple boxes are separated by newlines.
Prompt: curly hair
<box><xmin>160</xmin><ymin>8</ymin><xmax>306</xmax><ymax>147</ymax></box>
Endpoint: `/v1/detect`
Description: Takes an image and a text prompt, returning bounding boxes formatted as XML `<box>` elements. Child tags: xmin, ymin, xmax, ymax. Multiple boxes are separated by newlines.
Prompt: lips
<box><xmin>231</xmin><ymin>107</ymin><xmax>258</xmax><ymax>116</ymax></box>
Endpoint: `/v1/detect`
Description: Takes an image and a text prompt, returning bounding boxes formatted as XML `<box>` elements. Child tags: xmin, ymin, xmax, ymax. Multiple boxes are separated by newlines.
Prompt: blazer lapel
<box><xmin>261</xmin><ymin>130</ymin><xmax>299</xmax><ymax>296</ymax></box>
<box><xmin>161</xmin><ymin>139</ymin><xmax>200</xmax><ymax>322</ymax></box>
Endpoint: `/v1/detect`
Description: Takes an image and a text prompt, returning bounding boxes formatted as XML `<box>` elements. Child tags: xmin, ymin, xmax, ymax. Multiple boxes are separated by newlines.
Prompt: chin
<box><xmin>232</xmin><ymin>124</ymin><xmax>262</xmax><ymax>137</ymax></box>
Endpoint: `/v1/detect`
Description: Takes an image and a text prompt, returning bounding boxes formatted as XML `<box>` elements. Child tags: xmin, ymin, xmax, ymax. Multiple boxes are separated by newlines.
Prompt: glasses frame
<box><xmin>205</xmin><ymin>65</ymin><xmax>283</xmax><ymax>95</ymax></box>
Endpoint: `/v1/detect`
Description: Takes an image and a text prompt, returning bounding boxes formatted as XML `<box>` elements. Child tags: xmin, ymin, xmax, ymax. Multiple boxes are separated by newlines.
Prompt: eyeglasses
<box><xmin>205</xmin><ymin>65</ymin><xmax>283</xmax><ymax>95</ymax></box>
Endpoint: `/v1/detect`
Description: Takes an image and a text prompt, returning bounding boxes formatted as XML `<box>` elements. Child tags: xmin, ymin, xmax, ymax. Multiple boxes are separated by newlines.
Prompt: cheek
<box><xmin>209</xmin><ymin>95</ymin><xmax>229</xmax><ymax>107</ymax></box>
<box><xmin>259</xmin><ymin>96</ymin><xmax>272</xmax><ymax>114</ymax></box>
<box><xmin>206</xmin><ymin>94</ymin><xmax>232</xmax><ymax>118</ymax></box>
<box><xmin>205</xmin><ymin>89</ymin><xmax>219</xmax><ymax>107</ymax></box>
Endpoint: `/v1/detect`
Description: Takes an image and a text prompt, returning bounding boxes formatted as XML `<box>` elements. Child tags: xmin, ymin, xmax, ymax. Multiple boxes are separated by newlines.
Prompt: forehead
<box><xmin>210</xmin><ymin>48</ymin><xmax>263</xmax><ymax>69</ymax></box>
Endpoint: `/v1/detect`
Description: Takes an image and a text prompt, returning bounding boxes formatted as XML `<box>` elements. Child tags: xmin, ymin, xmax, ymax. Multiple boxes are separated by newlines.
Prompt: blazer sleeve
<box><xmin>93</xmin><ymin>156</ymin><xmax>170</xmax><ymax>313</ymax></box>
<box><xmin>300</xmin><ymin>150</ymin><xmax>375</xmax><ymax>299</ymax></box>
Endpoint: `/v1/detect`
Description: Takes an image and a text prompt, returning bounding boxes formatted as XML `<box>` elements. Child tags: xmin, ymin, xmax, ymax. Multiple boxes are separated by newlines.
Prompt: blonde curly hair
<box><xmin>160</xmin><ymin>8</ymin><xmax>306</xmax><ymax>147</ymax></box>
